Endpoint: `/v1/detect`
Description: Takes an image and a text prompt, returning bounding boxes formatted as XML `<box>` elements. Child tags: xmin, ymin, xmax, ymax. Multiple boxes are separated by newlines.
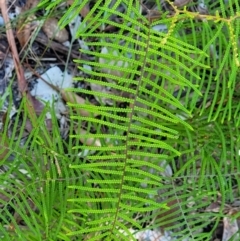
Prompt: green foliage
<box><xmin>0</xmin><ymin>0</ymin><xmax>239</xmax><ymax>240</ymax></box>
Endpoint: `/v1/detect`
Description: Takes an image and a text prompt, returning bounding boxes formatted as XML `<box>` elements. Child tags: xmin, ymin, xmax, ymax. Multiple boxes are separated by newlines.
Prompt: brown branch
<box><xmin>35</xmin><ymin>32</ymin><xmax>82</xmax><ymax>60</ymax></box>
<box><xmin>0</xmin><ymin>0</ymin><xmax>26</xmax><ymax>93</ymax></box>
<box><xmin>0</xmin><ymin>0</ymin><xmax>37</xmax><ymax>124</ymax></box>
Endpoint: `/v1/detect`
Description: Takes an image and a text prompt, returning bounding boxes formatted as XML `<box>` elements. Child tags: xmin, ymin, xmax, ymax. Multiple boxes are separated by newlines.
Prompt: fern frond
<box><xmin>63</xmin><ymin>0</ymin><xmax>240</xmax><ymax>239</ymax></box>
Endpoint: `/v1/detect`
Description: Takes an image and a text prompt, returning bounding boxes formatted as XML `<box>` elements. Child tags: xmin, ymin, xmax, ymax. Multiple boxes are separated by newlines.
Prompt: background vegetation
<box><xmin>0</xmin><ymin>0</ymin><xmax>239</xmax><ymax>240</ymax></box>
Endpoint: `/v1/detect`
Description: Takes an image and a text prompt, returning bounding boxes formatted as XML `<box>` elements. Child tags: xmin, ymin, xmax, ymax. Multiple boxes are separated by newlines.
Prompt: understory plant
<box><xmin>0</xmin><ymin>0</ymin><xmax>239</xmax><ymax>240</ymax></box>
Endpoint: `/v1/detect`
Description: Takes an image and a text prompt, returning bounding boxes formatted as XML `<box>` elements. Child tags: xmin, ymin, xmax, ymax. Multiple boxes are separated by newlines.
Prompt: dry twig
<box><xmin>35</xmin><ymin>32</ymin><xmax>81</xmax><ymax>59</ymax></box>
<box><xmin>0</xmin><ymin>0</ymin><xmax>37</xmax><ymax>124</ymax></box>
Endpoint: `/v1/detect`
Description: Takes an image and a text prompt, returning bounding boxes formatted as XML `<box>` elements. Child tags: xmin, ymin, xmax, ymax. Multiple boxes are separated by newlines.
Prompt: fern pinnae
<box><xmin>124</xmin><ymin>176</ymin><xmax>160</xmax><ymax>186</ymax></box>
<box><xmin>71</xmin><ymin>118</ymin><xmax>128</xmax><ymax>132</ymax></box>
<box><xmin>129</xmin><ymin>131</ymin><xmax>177</xmax><ymax>143</ymax></box>
<box><xmin>124</xmin><ymin>167</ymin><xmax>161</xmax><ymax>182</ymax></box>
<box><xmin>121</xmin><ymin>194</ymin><xmax>162</xmax><ymax>207</ymax></box>
<box><xmin>202</xmin><ymin>21</ymin><xmax>225</xmax><ymax>54</ymax></box>
<box><xmin>74</xmin><ymin>208</ymin><xmax>117</xmax><ymax>214</ymax></box>
<box><xmin>142</xmin><ymin>69</ymin><xmax>185</xmax><ymax>88</ymax></box>
<box><xmin>39</xmin><ymin>0</ymin><xmax>60</xmax><ymax>11</ymax></box>
<box><xmin>214</xmin><ymin>122</ymin><xmax>227</xmax><ymax>167</ymax></box>
<box><xmin>78</xmin><ymin>168</ymin><xmax>123</xmax><ymax>175</ymax></box>
<box><xmin>74</xmin><ymin>89</ymin><xmax>134</xmax><ymax>103</ymax></box>
<box><xmin>133</xmin><ymin>106</ymin><xmax>179</xmax><ymax>123</ymax></box>
<box><xmin>126</xmin><ymin>159</ymin><xmax>166</xmax><ymax>173</ymax></box>
<box><xmin>127</xmin><ymin>151</ymin><xmax>171</xmax><ymax>159</ymax></box>
<box><xmin>79</xmin><ymin>79</ymin><xmax>136</xmax><ymax>95</ymax></box>
<box><xmin>208</xmin><ymin>80</ymin><xmax>222</xmax><ymax>122</ymax></box>
<box><xmin>97</xmin><ymin>6</ymin><xmax>149</xmax><ymax>32</ymax></box>
<box><xmin>139</xmin><ymin>83</ymin><xmax>191</xmax><ymax>114</ymax></box>
<box><xmin>207</xmin><ymin>161</ymin><xmax>226</xmax><ymax>235</ymax></box>
<box><xmin>129</xmin><ymin>122</ymin><xmax>178</xmax><ymax>136</ymax></box>
<box><xmin>81</xmin><ymin>36</ymin><xmax>147</xmax><ymax>50</ymax></box>
<box><xmin>146</xmin><ymin>47</ymin><xmax>200</xmax><ymax>78</ymax></box>
<box><xmin>121</xmin><ymin>185</ymin><xmax>157</xmax><ymax>196</ymax></box>
<box><xmin>86</xmin><ymin>217</ymin><xmax>115</xmax><ymax>226</ymax></box>
<box><xmin>113</xmin><ymin>220</ymin><xmax>135</xmax><ymax>238</ymax></box>
<box><xmin>68</xmin><ymin>186</ymin><xmax>120</xmax><ymax>193</ymax></box>
<box><xmin>235</xmin><ymin>104</ymin><xmax>240</xmax><ymax>126</ymax></box>
<box><xmin>87</xmin><ymin>233</ymin><xmax>111</xmax><ymax>241</ymax></box>
<box><xmin>82</xmin><ymin>112</ymin><xmax>130</xmax><ymax>123</ymax></box>
<box><xmin>72</xmin><ymin>105</ymin><xmax>133</xmax><ymax>113</ymax></box>
<box><xmin>144</xmin><ymin>57</ymin><xmax>200</xmax><ymax>94</ymax></box>
<box><xmin>128</xmin><ymin>141</ymin><xmax>177</xmax><ymax>153</ymax></box>
<box><xmin>129</xmin><ymin>126</ymin><xmax>177</xmax><ymax>139</ymax></box>
<box><xmin>69</xmin><ymin>224</ymin><xmax>112</xmax><ymax>235</ymax></box>
<box><xmin>117</xmin><ymin>213</ymin><xmax>142</xmax><ymax>230</ymax></box>
<box><xmin>137</xmin><ymin>91</ymin><xmax>190</xmax><ymax>117</ymax></box>
<box><xmin>225</xmin><ymin>89</ymin><xmax>234</xmax><ymax>122</ymax></box>
<box><xmin>99</xmin><ymin>19</ymin><xmax>150</xmax><ymax>40</ymax></box>
<box><xmin>150</xmin><ymin>39</ymin><xmax>208</xmax><ymax>70</ymax></box>
<box><xmin>150</xmin><ymin>28</ymin><xmax>206</xmax><ymax>55</ymax></box>
<box><xmin>72</xmin><ymin>145</ymin><xmax>127</xmax><ymax>152</ymax></box>
<box><xmin>213</xmin><ymin>42</ymin><xmax>231</xmax><ymax>83</ymax></box>
<box><xmin>87</xmin><ymin>155</ymin><xmax>126</xmax><ymax>160</ymax></box>
<box><xmin>198</xmin><ymin>153</ymin><xmax>208</xmax><ymax>189</ymax></box>
<box><xmin>72</xmin><ymin>162</ymin><xmax>125</xmax><ymax>168</ymax></box>
<box><xmin>60</xmin><ymin>0</ymin><xmax>88</xmax><ymax>28</ymax></box>
<box><xmin>129</xmin><ymin>125</ymin><xmax>175</xmax><ymax>139</ymax></box>
<box><xmin>72</xmin><ymin>134</ymin><xmax>126</xmax><ymax>141</ymax></box>
<box><xmin>52</xmin><ymin>0</ymin><xmax>240</xmax><ymax>239</ymax></box>
<box><xmin>78</xmin><ymin>71</ymin><xmax>137</xmax><ymax>85</ymax></box>
<box><xmin>89</xmin><ymin>48</ymin><xmax>137</xmax><ymax>65</ymax></box>
<box><xmin>86</xmin><ymin>179</ymin><xmax>123</xmax><ymax>185</ymax></box>
<box><xmin>119</xmin><ymin>203</ymin><xmax>165</xmax><ymax>213</ymax></box>
<box><xmin>77</xmin><ymin>59</ymin><xmax>140</xmax><ymax>76</ymax></box>
<box><xmin>15</xmin><ymin>195</ymin><xmax>41</xmax><ymax>235</ymax></box>
<box><xmin>78</xmin><ymin>1</ymin><xmax>121</xmax><ymax>35</ymax></box>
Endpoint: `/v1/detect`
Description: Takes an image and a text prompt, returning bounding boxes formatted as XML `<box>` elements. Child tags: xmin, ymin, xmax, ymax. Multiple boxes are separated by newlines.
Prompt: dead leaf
<box><xmin>60</xmin><ymin>89</ymin><xmax>97</xmax><ymax>117</ymax></box>
<box><xmin>78</xmin><ymin>128</ymin><xmax>101</xmax><ymax>147</ymax></box>
<box><xmin>156</xmin><ymin>199</ymin><xmax>181</xmax><ymax>231</ymax></box>
<box><xmin>16</xmin><ymin>0</ymin><xmax>39</xmax><ymax>48</ymax></box>
<box><xmin>16</xmin><ymin>15</ymin><xmax>36</xmax><ymax>48</ymax></box>
<box><xmin>42</xmin><ymin>18</ymin><xmax>69</xmax><ymax>43</ymax></box>
<box><xmin>66</xmin><ymin>1</ymin><xmax>89</xmax><ymax>18</ymax></box>
<box><xmin>80</xmin><ymin>3</ymin><xmax>90</xmax><ymax>18</ymax></box>
<box><xmin>23</xmin><ymin>0</ymin><xmax>39</xmax><ymax>10</ymax></box>
<box><xmin>222</xmin><ymin>209</ymin><xmax>240</xmax><ymax>241</ymax></box>
<box><xmin>31</xmin><ymin>95</ymin><xmax>45</xmax><ymax>115</ymax></box>
<box><xmin>174</xmin><ymin>0</ymin><xmax>192</xmax><ymax>7</ymax></box>
<box><xmin>27</xmin><ymin>64</ymin><xmax>97</xmax><ymax>117</ymax></box>
<box><xmin>66</xmin><ymin>0</ymin><xmax>74</xmax><ymax>5</ymax></box>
